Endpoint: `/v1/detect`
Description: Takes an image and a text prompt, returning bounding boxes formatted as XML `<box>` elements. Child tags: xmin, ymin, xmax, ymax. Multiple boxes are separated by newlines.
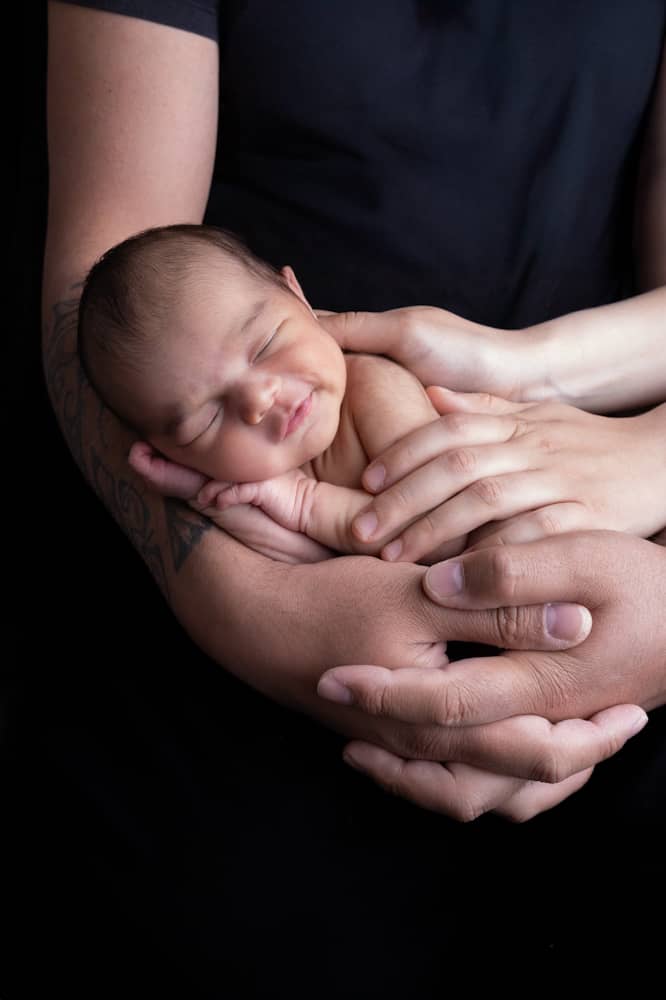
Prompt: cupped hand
<box><xmin>319</xmin><ymin>531</ymin><xmax>666</xmax><ymax>727</ymax></box>
<box><xmin>130</xmin><ymin>440</ymin><xmax>649</xmax><ymax>822</ymax></box>
<box><xmin>351</xmin><ymin>388</ymin><xmax>666</xmax><ymax>563</ymax></box>
<box><xmin>317</xmin><ymin>531</ymin><xmax>666</xmax><ymax>817</ymax></box>
<box><xmin>255</xmin><ymin>551</ymin><xmax>645</xmax><ymax>823</ymax></box>
<box><xmin>316</xmin><ymin>305</ymin><xmax>538</xmax><ymax>400</ymax></box>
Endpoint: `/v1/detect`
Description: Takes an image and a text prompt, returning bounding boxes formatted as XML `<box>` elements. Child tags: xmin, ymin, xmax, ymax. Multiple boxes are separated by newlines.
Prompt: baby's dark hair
<box><xmin>78</xmin><ymin>223</ymin><xmax>286</xmax><ymax>427</ymax></box>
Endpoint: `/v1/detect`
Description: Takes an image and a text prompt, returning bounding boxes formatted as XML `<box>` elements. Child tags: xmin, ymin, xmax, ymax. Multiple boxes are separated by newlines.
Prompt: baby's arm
<box><xmin>196</xmin><ymin>469</ymin><xmax>379</xmax><ymax>557</ymax></box>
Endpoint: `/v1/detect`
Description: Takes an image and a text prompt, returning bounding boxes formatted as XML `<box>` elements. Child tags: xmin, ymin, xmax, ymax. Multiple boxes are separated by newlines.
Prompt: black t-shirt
<box><xmin>66</xmin><ymin>0</ymin><xmax>664</xmax><ymax>326</ymax></box>
<box><xmin>27</xmin><ymin>4</ymin><xmax>666</xmax><ymax>994</ymax></box>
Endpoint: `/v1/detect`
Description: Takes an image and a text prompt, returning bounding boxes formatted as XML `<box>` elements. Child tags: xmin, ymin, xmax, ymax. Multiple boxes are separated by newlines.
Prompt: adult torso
<box><xmin>209</xmin><ymin>0</ymin><xmax>665</xmax><ymax>325</ymax></box>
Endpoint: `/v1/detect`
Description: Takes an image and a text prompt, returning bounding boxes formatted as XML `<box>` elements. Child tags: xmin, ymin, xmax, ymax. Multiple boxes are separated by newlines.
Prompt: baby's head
<box><xmin>79</xmin><ymin>224</ymin><xmax>347</xmax><ymax>482</ymax></box>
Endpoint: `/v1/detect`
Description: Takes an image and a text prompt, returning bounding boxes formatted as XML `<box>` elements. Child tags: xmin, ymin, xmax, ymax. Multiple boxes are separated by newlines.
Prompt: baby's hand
<box><xmin>127</xmin><ymin>442</ymin><xmax>329</xmax><ymax>563</ymax></box>
<box><xmin>196</xmin><ymin>469</ymin><xmax>316</xmax><ymax>536</ymax></box>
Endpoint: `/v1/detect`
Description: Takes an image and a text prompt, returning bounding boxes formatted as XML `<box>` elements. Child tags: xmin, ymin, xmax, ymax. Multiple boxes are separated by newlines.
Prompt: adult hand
<box><xmin>317</xmin><ymin>532</ymin><xmax>666</xmax><ymax>814</ymax></box>
<box><xmin>351</xmin><ymin>388</ymin><xmax>666</xmax><ymax>563</ymax></box>
<box><xmin>246</xmin><ymin>550</ymin><xmax>645</xmax><ymax>823</ymax></box>
<box><xmin>316</xmin><ymin>305</ymin><xmax>541</xmax><ymax>401</ymax></box>
<box><xmin>130</xmin><ymin>441</ymin><xmax>648</xmax><ymax>821</ymax></box>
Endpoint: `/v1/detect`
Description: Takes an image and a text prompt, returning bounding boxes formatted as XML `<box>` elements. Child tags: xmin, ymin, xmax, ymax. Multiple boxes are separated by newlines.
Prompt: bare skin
<box><xmin>43</xmin><ymin>3</ymin><xmax>662</xmax><ymax>821</ymax></box>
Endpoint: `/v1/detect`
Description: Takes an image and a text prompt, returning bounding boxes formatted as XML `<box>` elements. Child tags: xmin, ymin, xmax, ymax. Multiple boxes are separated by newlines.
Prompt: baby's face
<box><xmin>135</xmin><ymin>264</ymin><xmax>347</xmax><ymax>483</ymax></box>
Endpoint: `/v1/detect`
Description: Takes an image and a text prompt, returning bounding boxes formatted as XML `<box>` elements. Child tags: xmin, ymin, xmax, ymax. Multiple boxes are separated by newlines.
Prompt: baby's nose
<box><xmin>241</xmin><ymin>374</ymin><xmax>281</xmax><ymax>425</ymax></box>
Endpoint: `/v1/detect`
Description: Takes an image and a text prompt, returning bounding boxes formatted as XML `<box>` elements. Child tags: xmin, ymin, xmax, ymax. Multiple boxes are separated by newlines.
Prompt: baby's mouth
<box><xmin>282</xmin><ymin>392</ymin><xmax>314</xmax><ymax>439</ymax></box>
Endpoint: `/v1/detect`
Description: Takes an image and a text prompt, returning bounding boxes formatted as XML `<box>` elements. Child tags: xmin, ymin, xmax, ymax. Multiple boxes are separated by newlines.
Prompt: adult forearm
<box><xmin>41</xmin><ymin>264</ymin><xmax>297</xmax><ymax>698</ymax></box>
<box><xmin>525</xmin><ymin>286</ymin><xmax>666</xmax><ymax>413</ymax></box>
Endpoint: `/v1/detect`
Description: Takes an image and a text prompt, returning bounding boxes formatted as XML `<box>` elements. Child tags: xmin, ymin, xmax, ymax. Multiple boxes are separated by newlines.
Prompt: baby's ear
<box><xmin>281</xmin><ymin>265</ymin><xmax>314</xmax><ymax>312</ymax></box>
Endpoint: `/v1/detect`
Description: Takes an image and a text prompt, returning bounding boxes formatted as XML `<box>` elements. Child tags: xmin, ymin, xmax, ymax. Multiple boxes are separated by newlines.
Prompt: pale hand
<box><xmin>316</xmin><ymin>306</ymin><xmax>537</xmax><ymax>401</ymax></box>
<box><xmin>351</xmin><ymin>388</ymin><xmax>666</xmax><ymax>562</ymax></box>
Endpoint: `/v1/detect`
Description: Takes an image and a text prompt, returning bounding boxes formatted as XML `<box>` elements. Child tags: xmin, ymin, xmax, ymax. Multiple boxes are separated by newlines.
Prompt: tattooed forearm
<box><xmin>43</xmin><ymin>289</ymin><xmax>87</xmax><ymax>475</ymax></box>
<box><xmin>42</xmin><ymin>282</ymin><xmax>213</xmax><ymax>598</ymax></box>
<box><xmin>164</xmin><ymin>498</ymin><xmax>214</xmax><ymax>572</ymax></box>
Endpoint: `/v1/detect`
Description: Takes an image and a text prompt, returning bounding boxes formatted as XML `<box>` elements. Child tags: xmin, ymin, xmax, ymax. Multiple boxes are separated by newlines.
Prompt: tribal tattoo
<box><xmin>43</xmin><ymin>282</ymin><xmax>213</xmax><ymax>601</ymax></box>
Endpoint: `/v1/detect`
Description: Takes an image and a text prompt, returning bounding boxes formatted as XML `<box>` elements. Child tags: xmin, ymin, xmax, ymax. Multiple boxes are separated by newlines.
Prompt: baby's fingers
<box><xmin>196</xmin><ymin>479</ymin><xmax>237</xmax><ymax>508</ymax></box>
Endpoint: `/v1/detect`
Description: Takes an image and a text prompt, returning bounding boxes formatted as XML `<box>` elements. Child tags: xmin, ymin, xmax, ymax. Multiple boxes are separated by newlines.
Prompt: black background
<box><xmin>6</xmin><ymin>4</ymin><xmax>666</xmax><ymax>997</ymax></box>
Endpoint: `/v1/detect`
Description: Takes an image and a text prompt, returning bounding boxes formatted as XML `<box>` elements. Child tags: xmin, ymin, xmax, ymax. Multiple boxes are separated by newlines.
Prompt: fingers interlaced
<box><xmin>342</xmin><ymin>744</ymin><xmax>593</xmax><ymax>822</ymax></box>
<box><xmin>341</xmin><ymin>700</ymin><xmax>646</xmax><ymax>820</ymax></box>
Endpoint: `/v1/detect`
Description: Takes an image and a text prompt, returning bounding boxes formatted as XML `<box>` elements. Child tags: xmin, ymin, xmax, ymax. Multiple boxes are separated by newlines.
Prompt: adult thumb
<box><xmin>316</xmin><ymin>309</ymin><xmax>399</xmax><ymax>354</ymax></box>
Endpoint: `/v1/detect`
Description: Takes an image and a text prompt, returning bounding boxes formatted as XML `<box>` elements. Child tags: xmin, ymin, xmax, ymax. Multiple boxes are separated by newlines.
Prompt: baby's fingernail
<box><xmin>353</xmin><ymin>511</ymin><xmax>378</xmax><ymax>541</ymax></box>
<box><xmin>317</xmin><ymin>676</ymin><xmax>356</xmax><ymax>705</ymax></box>
<box><xmin>424</xmin><ymin>560</ymin><xmax>464</xmax><ymax>599</ymax></box>
<box><xmin>364</xmin><ymin>464</ymin><xmax>385</xmax><ymax>492</ymax></box>
<box><xmin>382</xmin><ymin>539</ymin><xmax>403</xmax><ymax>561</ymax></box>
<box><xmin>545</xmin><ymin>603</ymin><xmax>591</xmax><ymax>641</ymax></box>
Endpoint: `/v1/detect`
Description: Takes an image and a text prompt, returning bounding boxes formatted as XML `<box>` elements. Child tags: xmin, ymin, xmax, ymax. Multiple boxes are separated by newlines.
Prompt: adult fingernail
<box><xmin>364</xmin><ymin>464</ymin><xmax>386</xmax><ymax>492</ymax></box>
<box><xmin>382</xmin><ymin>539</ymin><xmax>403</xmax><ymax>561</ymax></box>
<box><xmin>317</xmin><ymin>675</ymin><xmax>356</xmax><ymax>705</ymax></box>
<box><xmin>627</xmin><ymin>709</ymin><xmax>648</xmax><ymax>737</ymax></box>
<box><xmin>545</xmin><ymin>603</ymin><xmax>591</xmax><ymax>641</ymax></box>
<box><xmin>353</xmin><ymin>511</ymin><xmax>378</xmax><ymax>541</ymax></box>
<box><xmin>424</xmin><ymin>560</ymin><xmax>464</xmax><ymax>599</ymax></box>
<box><xmin>342</xmin><ymin>749</ymin><xmax>365</xmax><ymax>772</ymax></box>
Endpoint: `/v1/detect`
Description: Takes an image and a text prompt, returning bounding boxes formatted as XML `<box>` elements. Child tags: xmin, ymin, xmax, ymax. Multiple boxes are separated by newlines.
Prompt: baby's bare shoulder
<box><xmin>345</xmin><ymin>352</ymin><xmax>432</xmax><ymax>417</ymax></box>
<box><xmin>344</xmin><ymin>351</ymin><xmax>421</xmax><ymax>390</ymax></box>
<box><xmin>344</xmin><ymin>352</ymin><xmax>437</xmax><ymax>459</ymax></box>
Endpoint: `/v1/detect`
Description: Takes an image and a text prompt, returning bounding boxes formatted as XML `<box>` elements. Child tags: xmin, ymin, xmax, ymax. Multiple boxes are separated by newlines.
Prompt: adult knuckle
<box><xmin>378</xmin><ymin>757</ymin><xmax>408</xmax><ymax>799</ymax></box>
<box><xmin>470</xmin><ymin>476</ymin><xmax>504</xmax><ymax>508</ymax></box>
<box><xmin>400</xmin><ymin>310</ymin><xmax>419</xmax><ymax>339</ymax></box>
<box><xmin>535</xmin><ymin>434</ymin><xmax>558</xmax><ymax>455</ymax></box>
<box><xmin>343</xmin><ymin>310</ymin><xmax>362</xmax><ymax>330</ymax></box>
<box><xmin>443</xmin><ymin>412</ymin><xmax>470</xmax><ymax>436</ymax></box>
<box><xmin>399</xmin><ymin>726</ymin><xmax>442</xmax><ymax>760</ymax></box>
<box><xmin>368</xmin><ymin>682</ymin><xmax>395</xmax><ymax>718</ymax></box>
<box><xmin>433</xmin><ymin>683</ymin><xmax>478</xmax><ymax>727</ymax></box>
<box><xmin>397</xmin><ymin>439</ymin><xmax>421</xmax><ymax>471</ymax></box>
<box><xmin>537</xmin><ymin>508</ymin><xmax>564</xmax><ymax>536</ymax></box>
<box><xmin>486</xmin><ymin>549</ymin><xmax>520</xmax><ymax>602</ymax></box>
<box><xmin>453</xmin><ymin>792</ymin><xmax>486</xmax><ymax>824</ymax></box>
<box><xmin>509</xmin><ymin>416</ymin><xmax>529</xmax><ymax>439</ymax></box>
<box><xmin>527</xmin><ymin>748</ymin><xmax>565</xmax><ymax>785</ymax></box>
<box><xmin>526</xmin><ymin>653</ymin><xmax>577</xmax><ymax>714</ymax></box>
<box><xmin>471</xmin><ymin>391</ymin><xmax>496</xmax><ymax>412</ymax></box>
<box><xmin>494</xmin><ymin>605</ymin><xmax>525</xmax><ymax>646</ymax></box>
<box><xmin>384</xmin><ymin>482</ymin><xmax>414</xmax><ymax>515</ymax></box>
<box><xmin>446</xmin><ymin>447</ymin><xmax>477</xmax><ymax>476</ymax></box>
<box><xmin>418</xmin><ymin>510</ymin><xmax>440</xmax><ymax>542</ymax></box>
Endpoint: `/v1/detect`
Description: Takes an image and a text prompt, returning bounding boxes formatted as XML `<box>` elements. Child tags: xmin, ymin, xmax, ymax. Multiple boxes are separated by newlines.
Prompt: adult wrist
<box><xmin>496</xmin><ymin>325</ymin><xmax>556</xmax><ymax>403</ymax></box>
<box><xmin>514</xmin><ymin>289</ymin><xmax>666</xmax><ymax>412</ymax></box>
<box><xmin>637</xmin><ymin>403</ymin><xmax>666</xmax><ymax>530</ymax></box>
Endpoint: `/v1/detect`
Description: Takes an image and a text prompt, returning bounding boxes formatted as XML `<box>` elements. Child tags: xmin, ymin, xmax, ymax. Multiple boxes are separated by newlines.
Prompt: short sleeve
<box><xmin>58</xmin><ymin>0</ymin><xmax>219</xmax><ymax>42</ymax></box>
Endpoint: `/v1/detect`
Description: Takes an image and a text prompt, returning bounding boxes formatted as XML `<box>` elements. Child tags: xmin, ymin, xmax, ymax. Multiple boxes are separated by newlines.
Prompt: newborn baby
<box><xmin>78</xmin><ymin>223</ymin><xmax>459</xmax><ymax>562</ymax></box>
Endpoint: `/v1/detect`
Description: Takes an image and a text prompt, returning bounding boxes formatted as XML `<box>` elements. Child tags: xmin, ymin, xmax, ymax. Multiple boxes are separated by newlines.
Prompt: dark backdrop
<box><xmin>7</xmin><ymin>5</ymin><xmax>665</xmax><ymax>997</ymax></box>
